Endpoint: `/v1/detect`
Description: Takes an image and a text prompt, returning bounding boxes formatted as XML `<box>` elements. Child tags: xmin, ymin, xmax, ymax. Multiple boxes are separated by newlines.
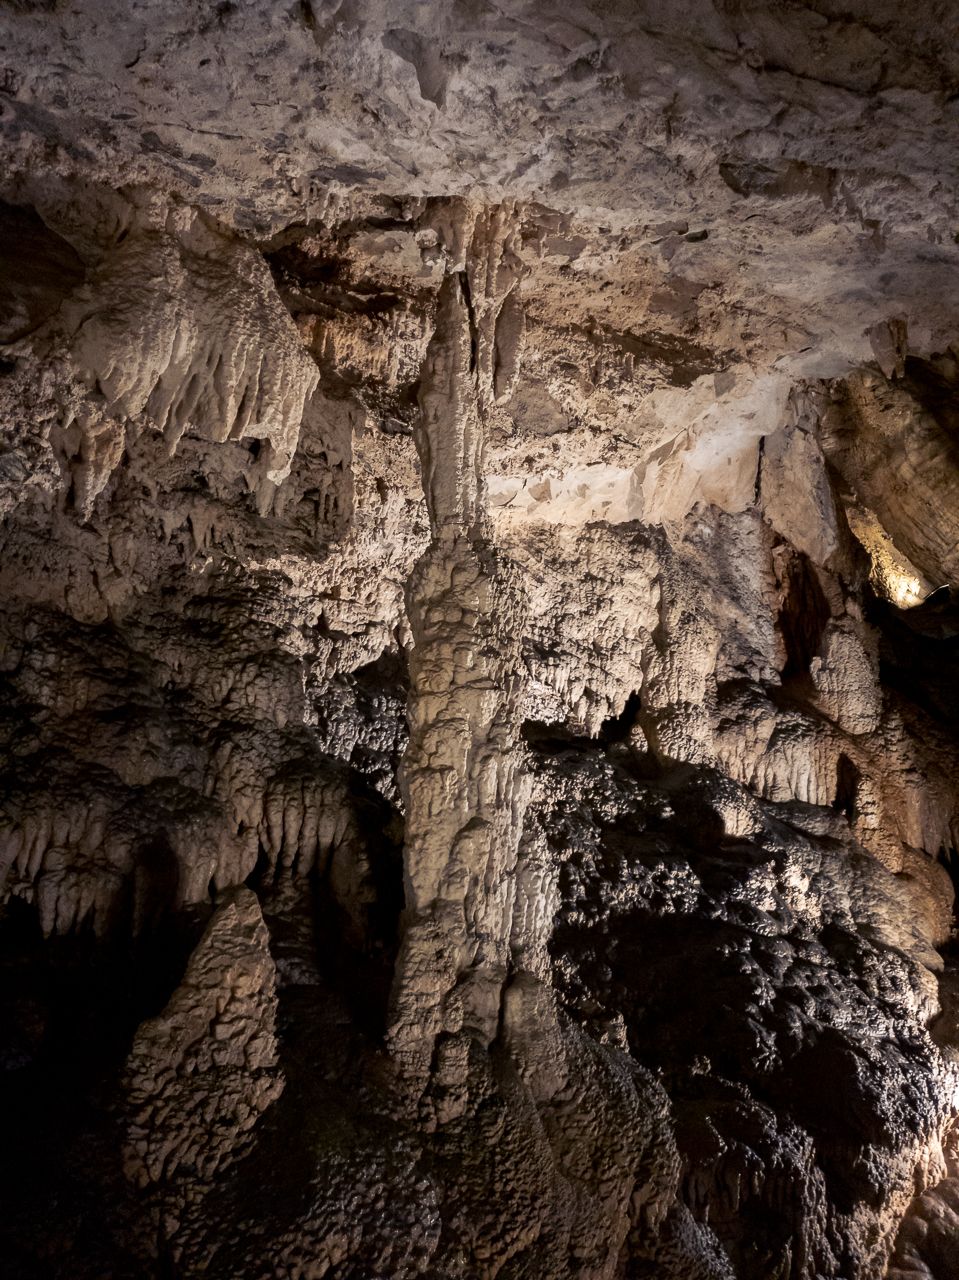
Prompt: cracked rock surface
<box><xmin>2</xmin><ymin>4</ymin><xmax>959</xmax><ymax>1278</ymax></box>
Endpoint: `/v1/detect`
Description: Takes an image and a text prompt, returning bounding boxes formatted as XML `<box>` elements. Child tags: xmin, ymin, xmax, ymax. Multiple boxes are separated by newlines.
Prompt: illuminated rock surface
<box><xmin>2</xmin><ymin>4</ymin><xmax>959</xmax><ymax>1277</ymax></box>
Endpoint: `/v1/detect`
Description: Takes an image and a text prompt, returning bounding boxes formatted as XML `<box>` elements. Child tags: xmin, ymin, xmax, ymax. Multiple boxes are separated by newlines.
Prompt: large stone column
<box><xmin>387</xmin><ymin>206</ymin><xmax>529</xmax><ymax>1106</ymax></box>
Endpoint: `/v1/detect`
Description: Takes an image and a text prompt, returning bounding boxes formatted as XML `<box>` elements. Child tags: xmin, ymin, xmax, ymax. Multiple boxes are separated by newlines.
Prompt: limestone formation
<box><xmin>123</xmin><ymin>886</ymin><xmax>283</xmax><ymax>1199</ymax></box>
<box><xmin>2</xmin><ymin>4</ymin><xmax>959</xmax><ymax>1279</ymax></box>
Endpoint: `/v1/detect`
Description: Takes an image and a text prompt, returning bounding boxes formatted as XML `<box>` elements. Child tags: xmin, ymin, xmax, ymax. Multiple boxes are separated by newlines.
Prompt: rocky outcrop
<box><xmin>123</xmin><ymin>887</ymin><xmax>283</xmax><ymax>1195</ymax></box>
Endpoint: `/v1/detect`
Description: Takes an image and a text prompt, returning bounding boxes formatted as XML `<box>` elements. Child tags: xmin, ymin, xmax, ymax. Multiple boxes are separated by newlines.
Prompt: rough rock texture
<box><xmin>2</xmin><ymin>4</ymin><xmax>959</xmax><ymax>1279</ymax></box>
<box><xmin>123</xmin><ymin>887</ymin><xmax>283</xmax><ymax>1189</ymax></box>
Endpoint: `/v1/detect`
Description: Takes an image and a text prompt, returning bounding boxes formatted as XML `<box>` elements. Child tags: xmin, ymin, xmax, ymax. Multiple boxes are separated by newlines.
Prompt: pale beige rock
<box><xmin>389</xmin><ymin>211</ymin><xmax>531</xmax><ymax>1093</ymax></box>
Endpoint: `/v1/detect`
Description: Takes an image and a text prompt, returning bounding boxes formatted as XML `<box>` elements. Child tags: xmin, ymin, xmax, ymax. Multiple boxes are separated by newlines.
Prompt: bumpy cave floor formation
<box><xmin>3</xmin><ymin>3</ymin><xmax>959</xmax><ymax>1277</ymax></box>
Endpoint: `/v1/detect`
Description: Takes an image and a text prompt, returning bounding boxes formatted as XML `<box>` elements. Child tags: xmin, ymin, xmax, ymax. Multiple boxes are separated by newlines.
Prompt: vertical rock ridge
<box><xmin>388</xmin><ymin>206</ymin><xmax>531</xmax><ymax>1102</ymax></box>
<box><xmin>122</xmin><ymin>886</ymin><xmax>283</xmax><ymax>1259</ymax></box>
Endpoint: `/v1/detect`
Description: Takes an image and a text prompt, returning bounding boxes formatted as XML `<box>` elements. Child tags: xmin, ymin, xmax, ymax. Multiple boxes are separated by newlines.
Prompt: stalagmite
<box><xmin>388</xmin><ymin>208</ymin><xmax>531</xmax><ymax>1097</ymax></box>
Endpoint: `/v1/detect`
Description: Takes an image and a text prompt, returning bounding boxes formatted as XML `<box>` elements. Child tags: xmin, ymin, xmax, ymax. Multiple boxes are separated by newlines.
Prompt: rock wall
<box><xmin>2</xmin><ymin>5</ymin><xmax>959</xmax><ymax>1278</ymax></box>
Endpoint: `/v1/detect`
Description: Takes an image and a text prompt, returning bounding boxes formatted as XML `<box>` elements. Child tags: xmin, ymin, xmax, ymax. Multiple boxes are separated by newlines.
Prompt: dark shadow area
<box><xmin>532</xmin><ymin>724</ymin><xmax>935</xmax><ymax>1278</ymax></box>
<box><xmin>522</xmin><ymin>691</ymin><xmax>642</xmax><ymax>753</ymax></box>
<box><xmin>0</xmin><ymin>898</ymin><xmax>209</xmax><ymax>1278</ymax></box>
<box><xmin>0</xmin><ymin>201</ymin><xmax>85</xmax><ymax>343</ymax></box>
<box><xmin>902</xmin><ymin>354</ymin><xmax>959</xmax><ymax>438</ymax></box>
<box><xmin>937</xmin><ymin>845</ymin><xmax>959</xmax><ymax>908</ymax></box>
<box><xmin>833</xmin><ymin>753</ymin><xmax>860</xmax><ymax>823</ymax></box>
<box><xmin>315</xmin><ymin>776</ymin><xmax>405</xmax><ymax>1042</ymax></box>
<box><xmin>869</xmin><ymin>584</ymin><xmax>959</xmax><ymax>727</ymax></box>
<box><xmin>246</xmin><ymin>761</ymin><xmax>406</xmax><ymax>1044</ymax></box>
<box><xmin>777</xmin><ymin>549</ymin><xmax>831</xmax><ymax>680</ymax></box>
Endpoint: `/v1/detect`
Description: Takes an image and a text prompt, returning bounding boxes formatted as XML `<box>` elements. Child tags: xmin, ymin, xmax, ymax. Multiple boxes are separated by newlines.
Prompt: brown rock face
<box><xmin>2</xmin><ymin>5</ymin><xmax>959</xmax><ymax>1279</ymax></box>
<box><xmin>123</xmin><ymin>887</ymin><xmax>283</xmax><ymax>1191</ymax></box>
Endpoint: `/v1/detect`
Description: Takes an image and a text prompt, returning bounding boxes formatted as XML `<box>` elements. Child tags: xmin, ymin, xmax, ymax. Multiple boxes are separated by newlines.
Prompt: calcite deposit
<box><xmin>2</xmin><ymin>3</ymin><xmax>959</xmax><ymax>1278</ymax></box>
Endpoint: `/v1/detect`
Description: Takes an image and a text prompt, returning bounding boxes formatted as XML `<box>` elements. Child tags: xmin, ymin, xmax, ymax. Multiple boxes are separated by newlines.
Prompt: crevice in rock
<box><xmin>832</xmin><ymin>752</ymin><xmax>860</xmax><ymax>823</ymax></box>
<box><xmin>777</xmin><ymin>546</ymin><xmax>831</xmax><ymax>679</ymax></box>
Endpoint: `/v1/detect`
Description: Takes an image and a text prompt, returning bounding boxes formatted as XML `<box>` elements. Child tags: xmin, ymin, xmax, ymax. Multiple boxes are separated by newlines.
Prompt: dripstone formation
<box><xmin>2</xmin><ymin>4</ymin><xmax>959</xmax><ymax>1278</ymax></box>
